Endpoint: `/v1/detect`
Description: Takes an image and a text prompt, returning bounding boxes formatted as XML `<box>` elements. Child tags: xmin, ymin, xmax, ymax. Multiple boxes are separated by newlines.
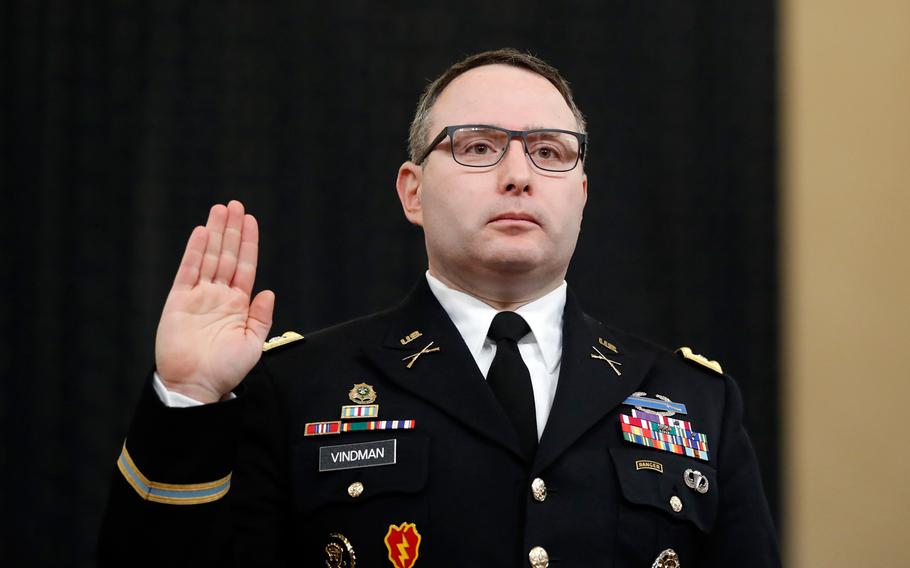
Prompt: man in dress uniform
<box><xmin>99</xmin><ymin>49</ymin><xmax>780</xmax><ymax>567</ymax></box>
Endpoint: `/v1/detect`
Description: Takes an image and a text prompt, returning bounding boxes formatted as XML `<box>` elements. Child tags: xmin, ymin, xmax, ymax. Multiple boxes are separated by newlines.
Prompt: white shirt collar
<box><xmin>425</xmin><ymin>271</ymin><xmax>566</xmax><ymax>372</ymax></box>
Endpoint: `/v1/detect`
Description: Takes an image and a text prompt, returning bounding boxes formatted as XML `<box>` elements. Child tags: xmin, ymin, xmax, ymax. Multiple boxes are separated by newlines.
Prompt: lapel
<box><xmin>533</xmin><ymin>290</ymin><xmax>657</xmax><ymax>474</ymax></box>
<box><xmin>360</xmin><ymin>279</ymin><xmax>526</xmax><ymax>461</ymax></box>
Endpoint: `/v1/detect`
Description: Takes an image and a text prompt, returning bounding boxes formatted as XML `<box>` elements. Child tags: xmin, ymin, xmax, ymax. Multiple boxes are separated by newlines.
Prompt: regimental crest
<box><xmin>384</xmin><ymin>522</ymin><xmax>421</xmax><ymax>568</ymax></box>
<box><xmin>348</xmin><ymin>383</ymin><xmax>377</xmax><ymax>405</ymax></box>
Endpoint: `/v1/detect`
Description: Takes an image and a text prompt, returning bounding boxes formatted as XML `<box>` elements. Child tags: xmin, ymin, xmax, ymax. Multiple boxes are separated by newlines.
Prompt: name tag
<box><xmin>319</xmin><ymin>439</ymin><xmax>397</xmax><ymax>472</ymax></box>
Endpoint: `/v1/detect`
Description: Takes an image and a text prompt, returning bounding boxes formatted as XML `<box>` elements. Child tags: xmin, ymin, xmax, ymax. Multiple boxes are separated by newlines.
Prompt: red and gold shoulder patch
<box><xmin>384</xmin><ymin>522</ymin><xmax>421</xmax><ymax>568</ymax></box>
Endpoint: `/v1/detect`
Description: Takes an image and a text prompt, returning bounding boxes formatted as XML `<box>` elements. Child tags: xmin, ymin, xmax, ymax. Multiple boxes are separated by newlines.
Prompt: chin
<box><xmin>477</xmin><ymin>246</ymin><xmax>551</xmax><ymax>275</ymax></box>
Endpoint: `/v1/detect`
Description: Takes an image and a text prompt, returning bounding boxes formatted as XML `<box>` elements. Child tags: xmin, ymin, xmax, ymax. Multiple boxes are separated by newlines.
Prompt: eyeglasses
<box><xmin>415</xmin><ymin>124</ymin><xmax>587</xmax><ymax>172</ymax></box>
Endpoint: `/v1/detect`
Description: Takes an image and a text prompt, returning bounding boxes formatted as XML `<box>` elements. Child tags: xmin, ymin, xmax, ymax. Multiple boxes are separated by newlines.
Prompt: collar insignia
<box><xmin>399</xmin><ymin>330</ymin><xmax>423</xmax><ymax>345</ymax></box>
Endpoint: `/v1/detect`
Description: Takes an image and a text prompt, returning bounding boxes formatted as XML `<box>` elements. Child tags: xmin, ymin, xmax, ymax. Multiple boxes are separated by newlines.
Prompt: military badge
<box><xmin>349</xmin><ymin>383</ymin><xmax>377</xmax><ymax>405</ymax></box>
<box><xmin>651</xmin><ymin>548</ymin><xmax>680</xmax><ymax>568</ymax></box>
<box><xmin>401</xmin><ymin>341</ymin><xmax>441</xmax><ymax>369</ymax></box>
<box><xmin>684</xmin><ymin>468</ymin><xmax>710</xmax><ymax>494</ymax></box>
<box><xmin>676</xmin><ymin>346</ymin><xmax>723</xmax><ymax>374</ymax></box>
<box><xmin>635</xmin><ymin>459</ymin><xmax>664</xmax><ymax>474</ymax></box>
<box><xmin>399</xmin><ymin>330</ymin><xmax>423</xmax><ymax>345</ymax></box>
<box><xmin>262</xmin><ymin>331</ymin><xmax>304</xmax><ymax>352</ymax></box>
<box><xmin>598</xmin><ymin>337</ymin><xmax>619</xmax><ymax>353</ymax></box>
<box><xmin>325</xmin><ymin>532</ymin><xmax>356</xmax><ymax>567</ymax></box>
<box><xmin>384</xmin><ymin>522</ymin><xmax>421</xmax><ymax>568</ymax></box>
<box><xmin>590</xmin><ymin>345</ymin><xmax>622</xmax><ymax>376</ymax></box>
<box><xmin>623</xmin><ymin>392</ymin><xmax>688</xmax><ymax>416</ymax></box>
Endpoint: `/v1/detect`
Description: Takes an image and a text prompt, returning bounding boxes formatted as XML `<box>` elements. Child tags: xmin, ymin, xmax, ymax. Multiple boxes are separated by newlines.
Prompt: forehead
<box><xmin>430</xmin><ymin>64</ymin><xmax>577</xmax><ymax>132</ymax></box>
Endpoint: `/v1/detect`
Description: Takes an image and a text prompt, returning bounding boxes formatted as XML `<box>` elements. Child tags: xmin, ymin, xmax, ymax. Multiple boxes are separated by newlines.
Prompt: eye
<box><xmin>467</xmin><ymin>142</ymin><xmax>492</xmax><ymax>155</ymax></box>
<box><xmin>531</xmin><ymin>145</ymin><xmax>562</xmax><ymax>161</ymax></box>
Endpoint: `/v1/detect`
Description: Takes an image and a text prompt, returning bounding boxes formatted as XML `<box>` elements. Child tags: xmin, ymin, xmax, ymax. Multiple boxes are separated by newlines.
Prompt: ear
<box><xmin>396</xmin><ymin>161</ymin><xmax>424</xmax><ymax>226</ymax></box>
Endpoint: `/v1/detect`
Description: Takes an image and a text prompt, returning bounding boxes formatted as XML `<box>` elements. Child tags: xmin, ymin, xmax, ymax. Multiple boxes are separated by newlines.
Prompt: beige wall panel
<box><xmin>782</xmin><ymin>0</ymin><xmax>910</xmax><ymax>566</ymax></box>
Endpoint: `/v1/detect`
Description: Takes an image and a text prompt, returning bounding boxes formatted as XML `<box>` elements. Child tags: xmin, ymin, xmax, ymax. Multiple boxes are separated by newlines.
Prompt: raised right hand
<box><xmin>154</xmin><ymin>200</ymin><xmax>275</xmax><ymax>403</ymax></box>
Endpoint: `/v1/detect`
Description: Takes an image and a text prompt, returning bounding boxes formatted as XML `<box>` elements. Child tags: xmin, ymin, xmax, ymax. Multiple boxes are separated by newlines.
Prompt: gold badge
<box><xmin>325</xmin><ymin>532</ymin><xmax>356</xmax><ymax>567</ymax></box>
<box><xmin>652</xmin><ymin>548</ymin><xmax>680</xmax><ymax>568</ymax></box>
<box><xmin>349</xmin><ymin>383</ymin><xmax>377</xmax><ymax>405</ymax></box>
<box><xmin>402</xmin><ymin>341</ymin><xmax>441</xmax><ymax>369</ymax></box>
<box><xmin>262</xmin><ymin>331</ymin><xmax>304</xmax><ymax>352</ymax></box>
<box><xmin>598</xmin><ymin>337</ymin><xmax>619</xmax><ymax>353</ymax></box>
<box><xmin>590</xmin><ymin>345</ymin><xmax>622</xmax><ymax>376</ymax></box>
<box><xmin>676</xmin><ymin>346</ymin><xmax>723</xmax><ymax>375</ymax></box>
<box><xmin>399</xmin><ymin>330</ymin><xmax>423</xmax><ymax>345</ymax></box>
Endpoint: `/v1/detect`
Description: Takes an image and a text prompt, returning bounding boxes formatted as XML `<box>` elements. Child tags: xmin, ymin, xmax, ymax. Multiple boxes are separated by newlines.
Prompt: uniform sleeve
<box><xmin>97</xmin><ymin>364</ymin><xmax>291</xmax><ymax>567</ymax></box>
<box><xmin>705</xmin><ymin>375</ymin><xmax>781</xmax><ymax>566</ymax></box>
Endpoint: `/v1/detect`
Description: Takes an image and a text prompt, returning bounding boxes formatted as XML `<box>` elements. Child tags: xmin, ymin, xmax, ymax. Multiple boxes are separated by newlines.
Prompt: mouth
<box><xmin>488</xmin><ymin>212</ymin><xmax>541</xmax><ymax>226</ymax></box>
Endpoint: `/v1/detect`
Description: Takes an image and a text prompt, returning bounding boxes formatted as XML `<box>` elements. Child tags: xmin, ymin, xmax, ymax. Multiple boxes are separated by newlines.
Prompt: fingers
<box><xmin>231</xmin><ymin>214</ymin><xmax>260</xmax><ymax>297</ymax></box>
<box><xmin>199</xmin><ymin>204</ymin><xmax>228</xmax><ymax>281</ymax></box>
<box><xmin>190</xmin><ymin>200</ymin><xmax>261</xmax><ymax>294</ymax></box>
<box><xmin>172</xmin><ymin>226</ymin><xmax>208</xmax><ymax>290</ymax></box>
<box><xmin>214</xmin><ymin>201</ymin><xmax>246</xmax><ymax>285</ymax></box>
<box><xmin>247</xmin><ymin>290</ymin><xmax>275</xmax><ymax>342</ymax></box>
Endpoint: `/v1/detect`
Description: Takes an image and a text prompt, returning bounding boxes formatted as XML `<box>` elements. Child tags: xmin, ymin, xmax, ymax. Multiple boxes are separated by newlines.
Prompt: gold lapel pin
<box><xmin>402</xmin><ymin>341</ymin><xmax>441</xmax><ymax>369</ymax></box>
<box><xmin>598</xmin><ymin>337</ymin><xmax>619</xmax><ymax>354</ymax></box>
<box><xmin>399</xmin><ymin>330</ymin><xmax>423</xmax><ymax>346</ymax></box>
<box><xmin>590</xmin><ymin>345</ymin><xmax>623</xmax><ymax>376</ymax></box>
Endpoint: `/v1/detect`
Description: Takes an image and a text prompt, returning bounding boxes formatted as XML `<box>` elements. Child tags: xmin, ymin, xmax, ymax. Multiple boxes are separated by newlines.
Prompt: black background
<box><xmin>1</xmin><ymin>1</ymin><xmax>778</xmax><ymax>565</ymax></box>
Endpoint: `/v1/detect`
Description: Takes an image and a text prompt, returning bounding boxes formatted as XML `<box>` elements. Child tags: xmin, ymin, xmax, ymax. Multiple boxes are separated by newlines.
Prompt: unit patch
<box><xmin>318</xmin><ymin>439</ymin><xmax>397</xmax><ymax>472</ymax></box>
<box><xmin>384</xmin><ymin>522</ymin><xmax>422</xmax><ymax>568</ymax></box>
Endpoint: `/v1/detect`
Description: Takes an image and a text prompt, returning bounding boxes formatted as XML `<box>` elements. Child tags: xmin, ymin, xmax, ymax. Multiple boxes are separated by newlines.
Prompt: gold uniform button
<box><xmin>670</xmin><ymin>495</ymin><xmax>683</xmax><ymax>513</ymax></box>
<box><xmin>347</xmin><ymin>481</ymin><xmax>364</xmax><ymax>498</ymax></box>
<box><xmin>531</xmin><ymin>478</ymin><xmax>547</xmax><ymax>502</ymax></box>
<box><xmin>528</xmin><ymin>546</ymin><xmax>549</xmax><ymax>568</ymax></box>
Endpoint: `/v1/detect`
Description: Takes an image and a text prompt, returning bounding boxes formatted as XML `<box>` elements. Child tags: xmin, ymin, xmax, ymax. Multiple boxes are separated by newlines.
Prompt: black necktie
<box><xmin>486</xmin><ymin>311</ymin><xmax>537</xmax><ymax>460</ymax></box>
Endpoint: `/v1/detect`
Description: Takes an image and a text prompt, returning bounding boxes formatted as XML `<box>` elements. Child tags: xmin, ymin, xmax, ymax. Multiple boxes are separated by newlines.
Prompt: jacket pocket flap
<box><xmin>610</xmin><ymin>446</ymin><xmax>718</xmax><ymax>532</ymax></box>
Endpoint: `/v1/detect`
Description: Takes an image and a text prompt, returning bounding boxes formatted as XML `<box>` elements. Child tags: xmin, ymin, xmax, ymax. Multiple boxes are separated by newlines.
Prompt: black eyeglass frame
<box><xmin>414</xmin><ymin>124</ymin><xmax>588</xmax><ymax>172</ymax></box>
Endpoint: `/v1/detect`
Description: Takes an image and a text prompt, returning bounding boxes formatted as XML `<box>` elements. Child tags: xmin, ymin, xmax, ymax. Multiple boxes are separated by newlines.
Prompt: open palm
<box><xmin>155</xmin><ymin>201</ymin><xmax>275</xmax><ymax>403</ymax></box>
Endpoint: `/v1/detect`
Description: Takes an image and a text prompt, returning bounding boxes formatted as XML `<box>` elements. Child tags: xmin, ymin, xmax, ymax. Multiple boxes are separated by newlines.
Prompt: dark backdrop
<box><xmin>1</xmin><ymin>1</ymin><xmax>778</xmax><ymax>565</ymax></box>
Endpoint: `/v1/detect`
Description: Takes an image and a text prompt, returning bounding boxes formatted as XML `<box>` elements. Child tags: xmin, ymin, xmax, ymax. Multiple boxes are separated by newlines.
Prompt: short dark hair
<box><xmin>407</xmin><ymin>48</ymin><xmax>587</xmax><ymax>163</ymax></box>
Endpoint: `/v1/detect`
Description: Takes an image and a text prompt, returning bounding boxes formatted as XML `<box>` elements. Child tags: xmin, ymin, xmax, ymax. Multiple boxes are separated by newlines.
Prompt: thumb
<box><xmin>247</xmin><ymin>289</ymin><xmax>275</xmax><ymax>343</ymax></box>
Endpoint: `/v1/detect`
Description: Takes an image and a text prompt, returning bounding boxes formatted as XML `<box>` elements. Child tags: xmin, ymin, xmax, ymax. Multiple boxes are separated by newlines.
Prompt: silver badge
<box><xmin>684</xmin><ymin>468</ymin><xmax>709</xmax><ymax>494</ymax></box>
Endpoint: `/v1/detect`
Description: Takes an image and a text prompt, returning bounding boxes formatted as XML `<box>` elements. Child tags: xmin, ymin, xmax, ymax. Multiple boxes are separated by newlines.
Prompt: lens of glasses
<box><xmin>450</xmin><ymin>127</ymin><xmax>581</xmax><ymax>171</ymax></box>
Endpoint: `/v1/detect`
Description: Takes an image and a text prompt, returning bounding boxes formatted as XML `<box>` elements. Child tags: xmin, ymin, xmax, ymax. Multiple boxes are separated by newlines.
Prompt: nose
<box><xmin>498</xmin><ymin>137</ymin><xmax>532</xmax><ymax>194</ymax></box>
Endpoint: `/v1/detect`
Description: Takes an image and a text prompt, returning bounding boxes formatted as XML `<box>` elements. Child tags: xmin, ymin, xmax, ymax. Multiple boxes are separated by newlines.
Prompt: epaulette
<box><xmin>262</xmin><ymin>331</ymin><xmax>305</xmax><ymax>352</ymax></box>
<box><xmin>675</xmin><ymin>346</ymin><xmax>723</xmax><ymax>376</ymax></box>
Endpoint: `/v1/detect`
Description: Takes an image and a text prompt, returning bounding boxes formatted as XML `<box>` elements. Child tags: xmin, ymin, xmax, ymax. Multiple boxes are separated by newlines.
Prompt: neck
<box><xmin>428</xmin><ymin>264</ymin><xmax>565</xmax><ymax>311</ymax></box>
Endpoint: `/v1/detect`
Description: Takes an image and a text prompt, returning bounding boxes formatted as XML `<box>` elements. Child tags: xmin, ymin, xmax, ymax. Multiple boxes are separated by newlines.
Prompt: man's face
<box><xmin>397</xmin><ymin>64</ymin><xmax>587</xmax><ymax>298</ymax></box>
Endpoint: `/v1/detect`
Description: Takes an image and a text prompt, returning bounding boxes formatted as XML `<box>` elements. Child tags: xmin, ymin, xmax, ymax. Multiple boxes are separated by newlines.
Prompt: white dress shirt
<box><xmin>155</xmin><ymin>272</ymin><xmax>568</xmax><ymax>439</ymax></box>
<box><xmin>425</xmin><ymin>272</ymin><xmax>566</xmax><ymax>439</ymax></box>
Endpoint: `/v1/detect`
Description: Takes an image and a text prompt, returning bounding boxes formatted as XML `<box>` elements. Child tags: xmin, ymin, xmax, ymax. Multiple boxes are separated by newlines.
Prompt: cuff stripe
<box><xmin>116</xmin><ymin>442</ymin><xmax>231</xmax><ymax>505</ymax></box>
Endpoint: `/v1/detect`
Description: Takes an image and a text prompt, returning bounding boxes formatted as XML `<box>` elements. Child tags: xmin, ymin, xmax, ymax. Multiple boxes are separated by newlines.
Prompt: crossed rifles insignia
<box><xmin>402</xmin><ymin>341</ymin><xmax>441</xmax><ymax>369</ymax></box>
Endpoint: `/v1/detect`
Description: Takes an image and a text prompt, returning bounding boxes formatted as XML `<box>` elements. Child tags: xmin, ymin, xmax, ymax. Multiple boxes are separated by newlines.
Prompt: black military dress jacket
<box><xmin>99</xmin><ymin>279</ymin><xmax>780</xmax><ymax>567</ymax></box>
